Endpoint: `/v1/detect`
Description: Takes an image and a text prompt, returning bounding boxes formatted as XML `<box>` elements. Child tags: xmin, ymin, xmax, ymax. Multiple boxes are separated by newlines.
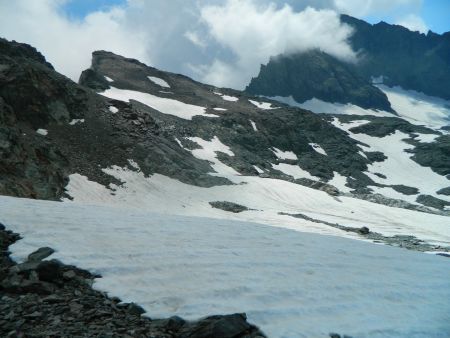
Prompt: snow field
<box><xmin>1</xmin><ymin>196</ymin><xmax>449</xmax><ymax>338</ymax></box>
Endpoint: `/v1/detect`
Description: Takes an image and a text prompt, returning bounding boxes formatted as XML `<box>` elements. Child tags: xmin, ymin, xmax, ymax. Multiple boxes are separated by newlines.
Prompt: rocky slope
<box><xmin>246</xmin><ymin>49</ymin><xmax>393</xmax><ymax>112</ymax></box>
<box><xmin>80</xmin><ymin>49</ymin><xmax>449</xmax><ymax>213</ymax></box>
<box><xmin>1</xmin><ymin>37</ymin><xmax>449</xmax><ymax>213</ymax></box>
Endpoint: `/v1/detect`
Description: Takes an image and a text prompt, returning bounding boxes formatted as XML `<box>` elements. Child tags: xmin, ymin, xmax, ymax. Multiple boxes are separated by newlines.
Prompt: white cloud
<box><xmin>396</xmin><ymin>14</ymin><xmax>429</xmax><ymax>33</ymax></box>
<box><xmin>0</xmin><ymin>0</ymin><xmax>428</xmax><ymax>89</ymax></box>
<box><xmin>198</xmin><ymin>1</ymin><xmax>356</xmax><ymax>88</ymax></box>
<box><xmin>184</xmin><ymin>31</ymin><xmax>207</xmax><ymax>49</ymax></box>
<box><xmin>0</xmin><ymin>0</ymin><xmax>149</xmax><ymax>81</ymax></box>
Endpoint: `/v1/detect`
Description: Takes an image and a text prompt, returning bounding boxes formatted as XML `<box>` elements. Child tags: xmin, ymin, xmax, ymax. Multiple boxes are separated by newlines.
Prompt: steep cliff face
<box><xmin>0</xmin><ymin>38</ymin><xmax>70</xmax><ymax>199</ymax></box>
<box><xmin>340</xmin><ymin>15</ymin><xmax>450</xmax><ymax>100</ymax></box>
<box><xmin>246</xmin><ymin>50</ymin><xmax>393</xmax><ymax>112</ymax></box>
<box><xmin>246</xmin><ymin>15</ymin><xmax>450</xmax><ymax>109</ymax></box>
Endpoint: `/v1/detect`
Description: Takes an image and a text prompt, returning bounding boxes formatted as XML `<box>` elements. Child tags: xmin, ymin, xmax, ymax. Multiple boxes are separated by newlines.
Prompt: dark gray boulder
<box><xmin>27</xmin><ymin>247</ymin><xmax>55</xmax><ymax>262</ymax></box>
<box><xmin>209</xmin><ymin>201</ymin><xmax>251</xmax><ymax>213</ymax></box>
<box><xmin>179</xmin><ymin>313</ymin><xmax>265</xmax><ymax>338</ymax></box>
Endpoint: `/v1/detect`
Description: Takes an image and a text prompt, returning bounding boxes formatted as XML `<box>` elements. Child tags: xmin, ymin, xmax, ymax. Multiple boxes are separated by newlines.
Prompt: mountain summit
<box><xmin>247</xmin><ymin>15</ymin><xmax>450</xmax><ymax>109</ymax></box>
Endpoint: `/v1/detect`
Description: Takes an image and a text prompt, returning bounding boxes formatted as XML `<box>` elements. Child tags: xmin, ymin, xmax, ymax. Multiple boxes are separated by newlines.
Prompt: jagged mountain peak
<box><xmin>246</xmin><ymin>49</ymin><xmax>394</xmax><ymax>112</ymax></box>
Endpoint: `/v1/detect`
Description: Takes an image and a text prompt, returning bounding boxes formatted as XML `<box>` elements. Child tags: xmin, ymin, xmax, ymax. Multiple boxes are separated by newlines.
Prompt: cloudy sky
<box><xmin>0</xmin><ymin>0</ymin><xmax>448</xmax><ymax>89</ymax></box>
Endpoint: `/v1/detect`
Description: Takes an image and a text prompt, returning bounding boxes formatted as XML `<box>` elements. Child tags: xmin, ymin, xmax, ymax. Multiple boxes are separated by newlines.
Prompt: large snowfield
<box><xmin>1</xmin><ymin>196</ymin><xmax>449</xmax><ymax>338</ymax></box>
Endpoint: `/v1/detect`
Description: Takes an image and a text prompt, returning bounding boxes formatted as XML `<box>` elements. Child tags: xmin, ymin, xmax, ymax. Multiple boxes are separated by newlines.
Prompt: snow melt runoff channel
<box><xmin>1</xmin><ymin>196</ymin><xmax>449</xmax><ymax>338</ymax></box>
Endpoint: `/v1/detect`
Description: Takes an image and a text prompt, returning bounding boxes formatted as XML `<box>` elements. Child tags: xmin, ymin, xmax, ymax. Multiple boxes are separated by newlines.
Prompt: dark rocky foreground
<box><xmin>0</xmin><ymin>226</ymin><xmax>266</xmax><ymax>338</ymax></box>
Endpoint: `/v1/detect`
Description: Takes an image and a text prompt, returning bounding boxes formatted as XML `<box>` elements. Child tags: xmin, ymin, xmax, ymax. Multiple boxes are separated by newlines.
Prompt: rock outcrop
<box><xmin>246</xmin><ymin>50</ymin><xmax>393</xmax><ymax>112</ymax></box>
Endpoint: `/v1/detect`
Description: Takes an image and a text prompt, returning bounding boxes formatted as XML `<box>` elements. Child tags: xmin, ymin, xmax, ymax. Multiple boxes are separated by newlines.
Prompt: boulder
<box><xmin>179</xmin><ymin>313</ymin><xmax>265</xmax><ymax>338</ymax></box>
<box><xmin>27</xmin><ymin>247</ymin><xmax>55</xmax><ymax>262</ymax></box>
<box><xmin>36</xmin><ymin>260</ymin><xmax>62</xmax><ymax>282</ymax></box>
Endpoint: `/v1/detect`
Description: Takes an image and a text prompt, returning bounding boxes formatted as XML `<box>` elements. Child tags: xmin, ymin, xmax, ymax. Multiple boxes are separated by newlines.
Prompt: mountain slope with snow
<box><xmin>1</xmin><ymin>38</ymin><xmax>449</xmax><ymax>250</ymax></box>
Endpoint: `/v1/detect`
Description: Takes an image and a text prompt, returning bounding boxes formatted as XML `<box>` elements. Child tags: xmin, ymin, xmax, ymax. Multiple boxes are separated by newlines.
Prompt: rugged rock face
<box><xmin>0</xmin><ymin>227</ymin><xmax>265</xmax><ymax>338</ymax></box>
<box><xmin>341</xmin><ymin>15</ymin><xmax>450</xmax><ymax>100</ymax></box>
<box><xmin>246</xmin><ymin>16</ymin><xmax>450</xmax><ymax>107</ymax></box>
<box><xmin>246</xmin><ymin>50</ymin><xmax>393</xmax><ymax>112</ymax></box>
<box><xmin>0</xmin><ymin>38</ymin><xmax>231</xmax><ymax>200</ymax></box>
<box><xmin>409</xmin><ymin>134</ymin><xmax>450</xmax><ymax>178</ymax></box>
<box><xmin>0</xmin><ymin>38</ymin><xmax>71</xmax><ymax>199</ymax></box>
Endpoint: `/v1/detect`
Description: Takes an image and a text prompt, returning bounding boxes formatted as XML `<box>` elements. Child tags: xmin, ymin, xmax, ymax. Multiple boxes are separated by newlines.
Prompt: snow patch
<box><xmin>213</xmin><ymin>107</ymin><xmax>227</xmax><ymax>111</ymax></box>
<box><xmin>174</xmin><ymin>138</ymin><xmax>184</xmax><ymax>148</ymax></box>
<box><xmin>328</xmin><ymin>171</ymin><xmax>352</xmax><ymax>193</ymax></box>
<box><xmin>272</xmin><ymin>163</ymin><xmax>318</xmax><ymax>180</ymax></box>
<box><xmin>187</xmin><ymin>136</ymin><xmax>240</xmax><ymax>179</ymax></box>
<box><xmin>358</xmin><ymin>151</ymin><xmax>368</xmax><ymax>159</ymax></box>
<box><xmin>309</xmin><ymin>143</ymin><xmax>327</xmax><ymax>156</ymax></box>
<box><xmin>147</xmin><ymin>76</ymin><xmax>170</xmax><ymax>88</ymax></box>
<box><xmin>101</xmin><ymin>87</ymin><xmax>217</xmax><ymax>120</ymax></box>
<box><xmin>377</xmin><ymin>85</ymin><xmax>450</xmax><ymax>129</ymax></box>
<box><xmin>412</xmin><ymin>133</ymin><xmax>440</xmax><ymax>143</ymax></box>
<box><xmin>249</xmin><ymin>99</ymin><xmax>276</xmax><ymax>110</ymax></box>
<box><xmin>250</xmin><ymin>120</ymin><xmax>258</xmax><ymax>131</ymax></box>
<box><xmin>69</xmin><ymin>119</ymin><xmax>85</xmax><ymax>125</ymax></box>
<box><xmin>214</xmin><ymin>92</ymin><xmax>239</xmax><ymax>102</ymax></box>
<box><xmin>271</xmin><ymin>96</ymin><xmax>394</xmax><ymax>118</ymax></box>
<box><xmin>253</xmin><ymin>165</ymin><xmax>264</xmax><ymax>174</ymax></box>
<box><xmin>36</xmin><ymin>129</ymin><xmax>48</xmax><ymax>136</ymax></box>
<box><xmin>271</xmin><ymin>147</ymin><xmax>298</xmax><ymax>160</ymax></box>
<box><xmin>109</xmin><ymin>106</ymin><xmax>119</xmax><ymax>114</ymax></box>
<box><xmin>104</xmin><ymin>76</ymin><xmax>113</xmax><ymax>82</ymax></box>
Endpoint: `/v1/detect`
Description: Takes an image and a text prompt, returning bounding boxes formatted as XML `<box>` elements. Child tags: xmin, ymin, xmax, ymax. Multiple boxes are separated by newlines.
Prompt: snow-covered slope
<box><xmin>63</xmin><ymin>158</ymin><xmax>450</xmax><ymax>249</ymax></box>
<box><xmin>378</xmin><ymin>85</ymin><xmax>450</xmax><ymax>130</ymax></box>
<box><xmin>331</xmin><ymin>119</ymin><xmax>450</xmax><ymax>205</ymax></box>
<box><xmin>272</xmin><ymin>85</ymin><xmax>450</xmax><ymax>131</ymax></box>
<box><xmin>1</xmin><ymin>196</ymin><xmax>449</xmax><ymax>338</ymax></box>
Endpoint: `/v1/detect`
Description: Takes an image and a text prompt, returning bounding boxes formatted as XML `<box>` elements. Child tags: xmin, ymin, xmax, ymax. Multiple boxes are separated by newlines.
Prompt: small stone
<box><xmin>27</xmin><ymin>247</ymin><xmax>55</xmax><ymax>262</ymax></box>
<box><xmin>127</xmin><ymin>303</ymin><xmax>146</xmax><ymax>316</ymax></box>
<box><xmin>329</xmin><ymin>334</ymin><xmax>341</xmax><ymax>338</ymax></box>
<box><xmin>43</xmin><ymin>294</ymin><xmax>64</xmax><ymax>303</ymax></box>
<box><xmin>153</xmin><ymin>316</ymin><xmax>185</xmax><ymax>331</ymax></box>
<box><xmin>63</xmin><ymin>270</ymin><xmax>76</xmax><ymax>280</ymax></box>
<box><xmin>69</xmin><ymin>302</ymin><xmax>83</xmax><ymax>313</ymax></box>
<box><xmin>24</xmin><ymin>311</ymin><xmax>42</xmax><ymax>319</ymax></box>
<box><xmin>358</xmin><ymin>227</ymin><xmax>370</xmax><ymax>235</ymax></box>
